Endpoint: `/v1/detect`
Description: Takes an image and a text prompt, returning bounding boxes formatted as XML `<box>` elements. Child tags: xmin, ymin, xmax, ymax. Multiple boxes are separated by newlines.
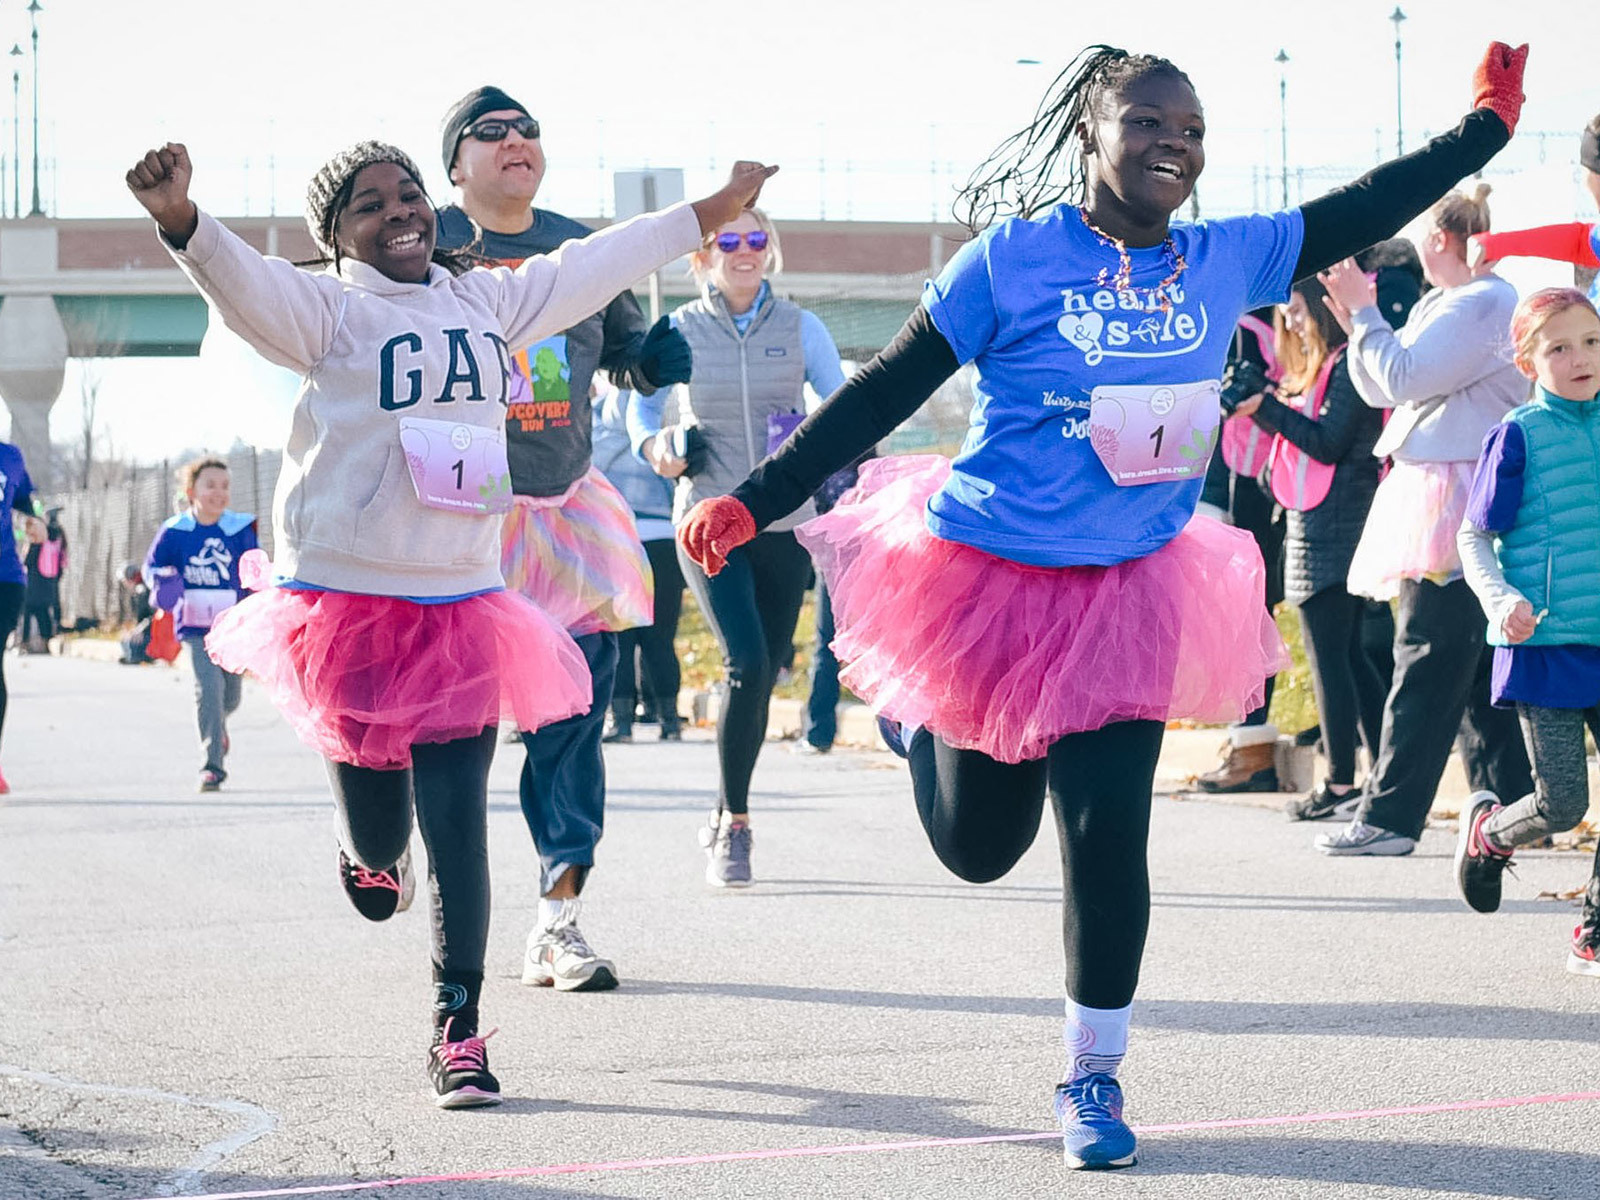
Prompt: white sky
<box><xmin>11</xmin><ymin>0</ymin><xmax>1600</xmax><ymax>468</ymax></box>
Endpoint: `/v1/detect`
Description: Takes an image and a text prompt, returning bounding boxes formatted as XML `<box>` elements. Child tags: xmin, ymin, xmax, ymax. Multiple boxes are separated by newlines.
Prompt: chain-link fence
<box><xmin>52</xmin><ymin>445</ymin><xmax>280</xmax><ymax>629</ymax></box>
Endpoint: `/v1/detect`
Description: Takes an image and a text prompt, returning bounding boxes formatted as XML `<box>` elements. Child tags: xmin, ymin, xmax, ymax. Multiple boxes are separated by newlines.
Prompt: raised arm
<box><xmin>1293</xmin><ymin>44</ymin><xmax>1526</xmax><ymax>280</ymax></box>
<box><xmin>1469</xmin><ymin>223</ymin><xmax>1600</xmax><ymax>272</ymax></box>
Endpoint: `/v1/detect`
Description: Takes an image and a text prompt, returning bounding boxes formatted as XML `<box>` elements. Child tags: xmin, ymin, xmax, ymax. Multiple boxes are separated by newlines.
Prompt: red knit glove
<box><xmin>678</xmin><ymin>496</ymin><xmax>757</xmax><ymax>577</ymax></box>
<box><xmin>1472</xmin><ymin>42</ymin><xmax>1528</xmax><ymax>136</ymax></box>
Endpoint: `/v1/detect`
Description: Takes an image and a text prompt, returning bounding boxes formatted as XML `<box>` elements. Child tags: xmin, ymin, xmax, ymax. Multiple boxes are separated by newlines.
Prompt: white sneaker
<box><xmin>700</xmin><ymin>811</ymin><xmax>753</xmax><ymax>888</ymax></box>
<box><xmin>395</xmin><ymin>847</ymin><xmax>416</xmax><ymax>913</ymax></box>
<box><xmin>521</xmin><ymin>899</ymin><xmax>618</xmax><ymax>991</ymax></box>
<box><xmin>1315</xmin><ymin>819</ymin><xmax>1416</xmax><ymax>856</ymax></box>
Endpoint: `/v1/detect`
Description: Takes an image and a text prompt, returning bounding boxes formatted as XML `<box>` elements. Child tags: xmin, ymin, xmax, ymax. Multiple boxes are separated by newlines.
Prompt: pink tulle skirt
<box><xmin>794</xmin><ymin>456</ymin><xmax>1289</xmax><ymax>764</ymax></box>
<box><xmin>1346</xmin><ymin>459</ymin><xmax>1475</xmax><ymax>602</ymax></box>
<box><xmin>205</xmin><ymin>587</ymin><xmax>592</xmax><ymax>769</ymax></box>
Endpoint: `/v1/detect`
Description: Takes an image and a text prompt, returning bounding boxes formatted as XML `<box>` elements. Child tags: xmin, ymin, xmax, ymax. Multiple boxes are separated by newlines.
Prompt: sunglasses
<box><xmin>465</xmin><ymin>116</ymin><xmax>541</xmax><ymax>144</ymax></box>
<box><xmin>713</xmin><ymin>230</ymin><xmax>769</xmax><ymax>253</ymax></box>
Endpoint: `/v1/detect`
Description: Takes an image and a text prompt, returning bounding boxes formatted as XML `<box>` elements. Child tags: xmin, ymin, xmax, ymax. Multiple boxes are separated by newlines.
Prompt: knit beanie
<box><xmin>440</xmin><ymin>86</ymin><xmax>530</xmax><ymax>173</ymax></box>
<box><xmin>304</xmin><ymin>140</ymin><xmax>426</xmax><ymax>257</ymax></box>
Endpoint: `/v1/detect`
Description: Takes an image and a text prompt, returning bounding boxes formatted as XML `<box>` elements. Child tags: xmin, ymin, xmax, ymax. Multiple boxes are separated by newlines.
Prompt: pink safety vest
<box><xmin>36</xmin><ymin>536</ymin><xmax>62</xmax><ymax>578</ymax></box>
<box><xmin>1267</xmin><ymin>346</ymin><xmax>1346</xmax><ymax>513</ymax></box>
<box><xmin>1220</xmin><ymin>313</ymin><xmax>1280</xmax><ymax>477</ymax></box>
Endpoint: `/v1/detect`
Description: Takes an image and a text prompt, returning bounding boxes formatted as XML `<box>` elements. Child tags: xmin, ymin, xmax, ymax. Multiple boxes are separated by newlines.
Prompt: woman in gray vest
<box><xmin>629</xmin><ymin>207</ymin><xmax>845</xmax><ymax>887</ymax></box>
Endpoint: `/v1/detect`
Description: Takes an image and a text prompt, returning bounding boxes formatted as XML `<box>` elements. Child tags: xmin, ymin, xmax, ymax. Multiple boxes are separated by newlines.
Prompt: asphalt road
<box><xmin>2</xmin><ymin>653</ymin><xmax>1597</xmax><ymax>1200</ymax></box>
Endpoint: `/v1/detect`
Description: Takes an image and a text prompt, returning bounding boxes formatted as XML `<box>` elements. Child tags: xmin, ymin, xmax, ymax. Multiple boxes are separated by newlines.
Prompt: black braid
<box><xmin>954</xmin><ymin>46</ymin><xmax>1194</xmax><ymax>235</ymax></box>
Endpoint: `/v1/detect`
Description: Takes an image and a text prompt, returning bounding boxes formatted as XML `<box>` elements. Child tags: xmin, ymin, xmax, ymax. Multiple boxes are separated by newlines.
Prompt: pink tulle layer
<box><xmin>794</xmin><ymin>455</ymin><xmax>1289</xmax><ymax>764</ymax></box>
<box><xmin>205</xmin><ymin>587</ymin><xmax>592</xmax><ymax>769</ymax></box>
<box><xmin>1346</xmin><ymin>459</ymin><xmax>1476</xmax><ymax>602</ymax></box>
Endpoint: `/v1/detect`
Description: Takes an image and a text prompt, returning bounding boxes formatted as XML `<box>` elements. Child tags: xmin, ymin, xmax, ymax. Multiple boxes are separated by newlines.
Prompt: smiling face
<box><xmin>1081</xmin><ymin>71</ymin><xmax>1205</xmax><ymax>238</ymax></box>
<box><xmin>450</xmin><ymin>107</ymin><xmax>545</xmax><ymax>209</ymax></box>
<box><xmin>332</xmin><ymin>162</ymin><xmax>437</xmax><ymax>283</ymax></box>
<box><xmin>1520</xmin><ymin>304</ymin><xmax>1600</xmax><ymax>400</ymax></box>
<box><xmin>188</xmin><ymin>466</ymin><xmax>230</xmax><ymax>523</ymax></box>
<box><xmin>699</xmin><ymin>211</ymin><xmax>772</xmax><ymax>297</ymax></box>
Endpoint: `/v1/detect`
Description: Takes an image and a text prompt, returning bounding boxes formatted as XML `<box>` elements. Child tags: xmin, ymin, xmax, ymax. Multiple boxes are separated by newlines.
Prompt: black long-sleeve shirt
<box><xmin>733</xmin><ymin>108</ymin><xmax>1510</xmax><ymax>529</ymax></box>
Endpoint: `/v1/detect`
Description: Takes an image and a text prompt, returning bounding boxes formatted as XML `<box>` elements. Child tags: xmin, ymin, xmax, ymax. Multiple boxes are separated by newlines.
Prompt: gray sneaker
<box><xmin>700</xmin><ymin>814</ymin><xmax>753</xmax><ymax>888</ymax></box>
<box><xmin>522</xmin><ymin>900</ymin><xmax>618</xmax><ymax>991</ymax></box>
<box><xmin>1315</xmin><ymin>818</ymin><xmax>1416</xmax><ymax>856</ymax></box>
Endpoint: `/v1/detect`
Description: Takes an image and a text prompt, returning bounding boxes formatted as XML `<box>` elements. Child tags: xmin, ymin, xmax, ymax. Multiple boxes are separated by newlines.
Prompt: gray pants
<box><xmin>185</xmin><ymin>633</ymin><xmax>241</xmax><ymax>777</ymax></box>
<box><xmin>1485</xmin><ymin>704</ymin><xmax>1600</xmax><ymax>847</ymax></box>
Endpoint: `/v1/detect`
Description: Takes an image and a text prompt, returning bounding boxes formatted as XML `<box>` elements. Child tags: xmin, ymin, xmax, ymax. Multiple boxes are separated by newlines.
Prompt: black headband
<box><xmin>441</xmin><ymin>86</ymin><xmax>531</xmax><ymax>173</ymax></box>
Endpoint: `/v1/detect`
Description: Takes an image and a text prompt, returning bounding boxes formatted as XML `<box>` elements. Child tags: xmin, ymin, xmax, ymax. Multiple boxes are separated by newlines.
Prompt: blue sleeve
<box><xmin>920</xmin><ymin>227</ymin><xmax>999</xmax><ymax>365</ymax></box>
<box><xmin>10</xmin><ymin>462</ymin><xmax>32</xmax><ymax>514</ymax></box>
<box><xmin>1214</xmin><ymin>209</ymin><xmax>1305</xmax><ymax>311</ymax></box>
<box><xmin>1463</xmin><ymin>422</ymin><xmax>1525</xmax><ymax>533</ymax></box>
<box><xmin>799</xmin><ymin>310</ymin><xmax>846</xmax><ymax>398</ymax></box>
<box><xmin>627</xmin><ymin>387</ymin><xmax>668</xmax><ymax>459</ymax></box>
<box><xmin>143</xmin><ymin>527</ymin><xmax>177</xmax><ymax>579</ymax></box>
<box><xmin>1590</xmin><ymin>225</ymin><xmax>1600</xmax><ymax>264</ymax></box>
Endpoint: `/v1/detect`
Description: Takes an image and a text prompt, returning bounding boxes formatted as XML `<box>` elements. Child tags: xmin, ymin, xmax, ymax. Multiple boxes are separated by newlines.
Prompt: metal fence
<box><xmin>52</xmin><ymin>445</ymin><xmax>280</xmax><ymax>628</ymax></box>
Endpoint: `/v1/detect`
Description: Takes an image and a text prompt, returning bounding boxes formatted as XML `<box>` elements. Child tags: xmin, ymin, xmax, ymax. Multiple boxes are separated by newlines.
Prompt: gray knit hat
<box><xmin>304</xmin><ymin>140</ymin><xmax>427</xmax><ymax>257</ymax></box>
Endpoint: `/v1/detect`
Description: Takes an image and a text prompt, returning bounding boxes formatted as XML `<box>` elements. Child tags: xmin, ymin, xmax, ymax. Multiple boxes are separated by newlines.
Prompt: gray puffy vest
<box><xmin>672</xmin><ymin>290</ymin><xmax>814</xmax><ymax>532</ymax></box>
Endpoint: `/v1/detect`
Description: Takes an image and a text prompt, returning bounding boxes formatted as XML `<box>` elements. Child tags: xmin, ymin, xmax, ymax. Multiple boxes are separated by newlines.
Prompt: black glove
<box><xmin>637</xmin><ymin>316</ymin><xmax>693</xmax><ymax>389</ymax></box>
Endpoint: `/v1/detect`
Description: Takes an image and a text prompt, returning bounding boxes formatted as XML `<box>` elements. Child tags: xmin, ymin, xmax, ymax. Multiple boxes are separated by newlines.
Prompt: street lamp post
<box><xmin>8</xmin><ymin>44</ymin><xmax>20</xmax><ymax>219</ymax></box>
<box><xmin>27</xmin><ymin>0</ymin><xmax>41</xmax><ymax>216</ymax></box>
<box><xmin>1275</xmin><ymin>49</ymin><xmax>1290</xmax><ymax>208</ymax></box>
<box><xmin>1391</xmin><ymin>6</ymin><xmax>1406</xmax><ymax>156</ymax></box>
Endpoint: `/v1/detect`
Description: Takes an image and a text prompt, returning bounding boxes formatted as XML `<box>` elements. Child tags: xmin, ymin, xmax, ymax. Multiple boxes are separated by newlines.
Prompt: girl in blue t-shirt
<box><xmin>678</xmin><ymin>42</ymin><xmax>1528</xmax><ymax>1170</ymax></box>
<box><xmin>1455</xmin><ymin>287</ymin><xmax>1600</xmax><ymax>978</ymax></box>
<box><xmin>0</xmin><ymin>439</ymin><xmax>42</xmax><ymax>794</ymax></box>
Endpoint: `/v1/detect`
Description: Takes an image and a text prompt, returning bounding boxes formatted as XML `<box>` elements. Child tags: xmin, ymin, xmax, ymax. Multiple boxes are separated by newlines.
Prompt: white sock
<box><xmin>1064</xmin><ymin>999</ymin><xmax>1131</xmax><ymax>1081</ymax></box>
<box><xmin>539</xmin><ymin>893</ymin><xmax>578</xmax><ymax>931</ymax></box>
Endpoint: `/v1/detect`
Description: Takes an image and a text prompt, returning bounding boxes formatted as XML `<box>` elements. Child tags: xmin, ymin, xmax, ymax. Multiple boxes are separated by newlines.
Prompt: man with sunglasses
<box><xmin>436</xmin><ymin>85</ymin><xmax>694</xmax><ymax>996</ymax></box>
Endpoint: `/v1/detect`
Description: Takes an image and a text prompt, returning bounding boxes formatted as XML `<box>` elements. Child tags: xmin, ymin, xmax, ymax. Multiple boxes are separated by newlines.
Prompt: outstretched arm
<box><xmin>1469</xmin><ymin>223</ymin><xmax>1600</xmax><ymax>271</ymax></box>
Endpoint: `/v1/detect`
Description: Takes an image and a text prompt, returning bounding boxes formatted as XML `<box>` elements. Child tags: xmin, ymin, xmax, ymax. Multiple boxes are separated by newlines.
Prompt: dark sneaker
<box><xmin>198</xmin><ymin>769</ymin><xmax>224</xmax><ymax>793</ymax></box>
<box><xmin>1055</xmin><ymin>1074</ymin><xmax>1137</xmax><ymax>1170</ymax></box>
<box><xmin>659</xmin><ymin>719</ymin><xmax>683</xmax><ymax>742</ymax></box>
<box><xmin>1286</xmin><ymin>783</ymin><xmax>1361</xmax><ymax>822</ymax></box>
<box><xmin>338</xmin><ymin>849</ymin><xmax>404</xmax><ymax>922</ymax></box>
<box><xmin>428</xmin><ymin>1020</ymin><xmax>501</xmax><ymax>1109</ymax></box>
<box><xmin>876</xmin><ymin>715</ymin><xmax>909</xmax><ymax>759</ymax></box>
<box><xmin>1315</xmin><ymin>819</ymin><xmax>1416</xmax><ymax>856</ymax></box>
<box><xmin>1454</xmin><ymin>791</ymin><xmax>1512</xmax><ymax>913</ymax></box>
<box><xmin>700</xmin><ymin>814</ymin><xmax>753</xmax><ymax>888</ymax></box>
<box><xmin>601</xmin><ymin>721</ymin><xmax>633</xmax><ymax>744</ymax></box>
<box><xmin>522</xmin><ymin>901</ymin><xmax>618</xmax><ymax>992</ymax></box>
<box><xmin>1567</xmin><ymin>923</ymin><xmax>1600</xmax><ymax>977</ymax></box>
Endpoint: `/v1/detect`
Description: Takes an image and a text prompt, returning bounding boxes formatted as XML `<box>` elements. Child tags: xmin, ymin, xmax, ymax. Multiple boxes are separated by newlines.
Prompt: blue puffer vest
<box><xmin>1492</xmin><ymin>388</ymin><xmax>1600</xmax><ymax>648</ymax></box>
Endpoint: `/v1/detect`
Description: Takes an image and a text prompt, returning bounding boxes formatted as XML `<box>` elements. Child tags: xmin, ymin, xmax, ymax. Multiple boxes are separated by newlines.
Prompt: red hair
<box><xmin>1510</xmin><ymin>287</ymin><xmax>1598</xmax><ymax>374</ymax></box>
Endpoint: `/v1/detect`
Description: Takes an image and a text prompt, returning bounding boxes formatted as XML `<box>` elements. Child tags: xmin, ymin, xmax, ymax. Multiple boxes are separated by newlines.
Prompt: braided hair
<box><xmin>954</xmin><ymin>46</ymin><xmax>1194</xmax><ymax>235</ymax></box>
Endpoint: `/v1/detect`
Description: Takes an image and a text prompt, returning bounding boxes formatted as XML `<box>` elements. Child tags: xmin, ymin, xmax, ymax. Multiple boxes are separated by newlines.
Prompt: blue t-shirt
<box><xmin>144</xmin><ymin>510</ymin><xmax>259</xmax><ymax>636</ymax></box>
<box><xmin>0</xmin><ymin>442</ymin><xmax>35</xmax><ymax>586</ymax></box>
<box><xmin>1589</xmin><ymin>227</ymin><xmax>1600</xmax><ymax>304</ymax></box>
<box><xmin>921</xmin><ymin>204</ymin><xmax>1304</xmax><ymax>566</ymax></box>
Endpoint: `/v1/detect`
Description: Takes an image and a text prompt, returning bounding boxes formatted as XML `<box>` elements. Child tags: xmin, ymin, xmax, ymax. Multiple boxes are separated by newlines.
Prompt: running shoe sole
<box><xmin>1064</xmin><ymin>1149</ymin><xmax>1138</xmax><ymax>1170</ymax></box>
<box><xmin>434</xmin><ymin>1086</ymin><xmax>502</xmax><ymax>1110</ymax></box>
<box><xmin>705</xmin><ymin>866</ymin><xmax>753</xmax><ymax>889</ymax></box>
<box><xmin>521</xmin><ymin>961</ymin><xmax>620</xmax><ymax>992</ymax></box>
<box><xmin>1567</xmin><ymin>953</ymin><xmax>1600</xmax><ymax>977</ymax></box>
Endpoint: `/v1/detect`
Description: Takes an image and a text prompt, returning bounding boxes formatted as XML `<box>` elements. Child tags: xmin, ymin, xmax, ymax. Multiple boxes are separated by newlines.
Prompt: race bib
<box><xmin>181</xmin><ymin>587</ymin><xmax>238</xmax><ymax>630</ymax></box>
<box><xmin>399</xmin><ymin>417</ymin><xmax>512</xmax><ymax>515</ymax></box>
<box><xmin>1087</xmin><ymin>381</ymin><xmax>1221</xmax><ymax>487</ymax></box>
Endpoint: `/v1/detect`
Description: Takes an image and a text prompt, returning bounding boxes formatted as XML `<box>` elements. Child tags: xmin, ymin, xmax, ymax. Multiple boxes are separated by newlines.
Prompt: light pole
<box><xmin>1390</xmin><ymin>6</ymin><xmax>1406</xmax><ymax>156</ymax></box>
<box><xmin>6</xmin><ymin>44</ymin><xmax>18</xmax><ymax>219</ymax></box>
<box><xmin>27</xmin><ymin>0</ymin><xmax>40</xmax><ymax>216</ymax></box>
<box><xmin>1275</xmin><ymin>49</ymin><xmax>1290</xmax><ymax>208</ymax></box>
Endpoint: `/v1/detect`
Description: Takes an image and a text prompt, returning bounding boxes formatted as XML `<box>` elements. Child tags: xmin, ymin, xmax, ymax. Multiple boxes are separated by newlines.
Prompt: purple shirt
<box><xmin>1466</xmin><ymin>421</ymin><xmax>1600</xmax><ymax>708</ymax></box>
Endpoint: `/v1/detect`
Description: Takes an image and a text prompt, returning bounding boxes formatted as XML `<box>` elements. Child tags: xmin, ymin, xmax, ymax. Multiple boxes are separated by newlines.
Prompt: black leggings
<box><xmin>325</xmin><ymin>726</ymin><xmax>497</xmax><ymax>975</ymax></box>
<box><xmin>678</xmin><ymin>530</ymin><xmax>812</xmax><ymax>815</ymax></box>
<box><xmin>0</xmin><ymin>582</ymin><xmax>20</xmax><ymax>750</ymax></box>
<box><xmin>614</xmin><ymin>537</ymin><xmax>685</xmax><ymax>720</ymax></box>
<box><xmin>909</xmin><ymin>719</ymin><xmax>1163</xmax><ymax>1009</ymax></box>
<box><xmin>1296</xmin><ymin>586</ymin><xmax>1388</xmax><ymax>786</ymax></box>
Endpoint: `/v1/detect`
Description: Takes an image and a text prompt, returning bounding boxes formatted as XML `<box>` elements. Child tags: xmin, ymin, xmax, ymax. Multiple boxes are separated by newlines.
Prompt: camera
<box><xmin>1219</xmin><ymin>358</ymin><xmax>1276</xmax><ymax>415</ymax></box>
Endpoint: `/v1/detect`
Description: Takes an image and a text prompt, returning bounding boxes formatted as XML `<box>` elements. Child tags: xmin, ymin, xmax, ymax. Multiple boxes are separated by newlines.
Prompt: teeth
<box><xmin>385</xmin><ymin>232</ymin><xmax>421</xmax><ymax>250</ymax></box>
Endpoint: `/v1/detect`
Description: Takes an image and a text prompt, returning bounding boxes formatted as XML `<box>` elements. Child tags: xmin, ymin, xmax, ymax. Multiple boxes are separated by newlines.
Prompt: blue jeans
<box><xmin>185</xmin><ymin>632</ymin><xmax>242</xmax><ymax>777</ymax></box>
<box><xmin>802</xmin><ymin>577</ymin><xmax>840</xmax><ymax>750</ymax></box>
<box><xmin>519</xmin><ymin>630</ymin><xmax>618</xmax><ymax>894</ymax></box>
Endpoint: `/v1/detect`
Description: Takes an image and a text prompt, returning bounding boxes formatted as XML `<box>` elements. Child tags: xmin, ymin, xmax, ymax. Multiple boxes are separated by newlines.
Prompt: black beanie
<box><xmin>1582</xmin><ymin>121</ymin><xmax>1600</xmax><ymax>175</ymax></box>
<box><xmin>441</xmin><ymin>86</ymin><xmax>531</xmax><ymax>173</ymax></box>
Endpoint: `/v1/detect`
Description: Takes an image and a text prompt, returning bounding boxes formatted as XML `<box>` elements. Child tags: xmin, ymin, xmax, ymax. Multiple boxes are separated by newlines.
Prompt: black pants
<box><xmin>326</xmin><ymin>726</ymin><xmax>497</xmax><ymax>974</ymax></box>
<box><xmin>1230</xmin><ymin>476</ymin><xmax>1283</xmax><ymax>726</ymax></box>
<box><xmin>1296</xmin><ymin>586</ymin><xmax>1389</xmax><ymax>786</ymax></box>
<box><xmin>1360</xmin><ymin>578</ymin><xmax>1532</xmax><ymax>839</ymax></box>
<box><xmin>678</xmin><ymin>530</ymin><xmax>812</xmax><ymax>815</ymax></box>
<box><xmin>909</xmin><ymin>720</ymin><xmax>1163</xmax><ymax>1009</ymax></box>
<box><xmin>613</xmin><ymin>537</ymin><xmax>685</xmax><ymax>723</ymax></box>
<box><xmin>0</xmin><ymin>582</ymin><xmax>21</xmax><ymax>749</ymax></box>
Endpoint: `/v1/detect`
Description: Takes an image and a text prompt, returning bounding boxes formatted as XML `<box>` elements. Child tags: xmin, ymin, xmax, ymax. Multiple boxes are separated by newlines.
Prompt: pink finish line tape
<box><xmin>153</xmin><ymin>1088</ymin><xmax>1600</xmax><ymax>1200</ymax></box>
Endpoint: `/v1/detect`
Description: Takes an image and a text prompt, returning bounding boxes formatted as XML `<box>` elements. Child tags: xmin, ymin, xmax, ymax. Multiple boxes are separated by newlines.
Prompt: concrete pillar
<box><xmin>0</xmin><ymin>220</ymin><xmax>67</xmax><ymax>486</ymax></box>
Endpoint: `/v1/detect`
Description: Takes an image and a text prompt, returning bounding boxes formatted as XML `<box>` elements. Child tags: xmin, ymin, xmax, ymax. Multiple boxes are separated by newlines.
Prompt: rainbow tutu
<box><xmin>794</xmin><ymin>455</ymin><xmax>1288</xmax><ymax>764</ymax></box>
<box><xmin>1346</xmin><ymin>459</ymin><xmax>1475</xmax><ymax>602</ymax></box>
<box><xmin>500</xmin><ymin>468</ymin><xmax>653</xmax><ymax>636</ymax></box>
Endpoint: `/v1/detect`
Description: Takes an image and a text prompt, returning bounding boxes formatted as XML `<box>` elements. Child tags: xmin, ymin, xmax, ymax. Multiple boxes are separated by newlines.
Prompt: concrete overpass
<box><xmin>0</xmin><ymin>213</ymin><xmax>967</xmax><ymax>479</ymax></box>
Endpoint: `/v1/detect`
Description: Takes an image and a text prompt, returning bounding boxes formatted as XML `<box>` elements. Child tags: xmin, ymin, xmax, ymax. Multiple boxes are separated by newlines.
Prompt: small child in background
<box><xmin>117</xmin><ymin>562</ymin><xmax>155</xmax><ymax>665</ymax></box>
<box><xmin>144</xmin><ymin>457</ymin><xmax>257</xmax><ymax>791</ymax></box>
<box><xmin>1456</xmin><ymin>287</ymin><xmax>1600</xmax><ymax>976</ymax></box>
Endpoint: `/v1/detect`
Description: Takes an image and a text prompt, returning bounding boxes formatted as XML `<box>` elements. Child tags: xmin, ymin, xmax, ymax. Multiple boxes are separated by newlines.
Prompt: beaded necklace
<box><xmin>1078</xmin><ymin>208</ymin><xmax>1188</xmax><ymax>314</ymax></box>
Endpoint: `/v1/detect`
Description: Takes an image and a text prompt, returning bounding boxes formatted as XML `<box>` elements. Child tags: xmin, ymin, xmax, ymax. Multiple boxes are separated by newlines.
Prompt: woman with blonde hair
<box><xmin>629</xmin><ymin>206</ymin><xmax>846</xmax><ymax>887</ymax></box>
<box><xmin>1315</xmin><ymin>184</ymin><xmax>1533</xmax><ymax>855</ymax></box>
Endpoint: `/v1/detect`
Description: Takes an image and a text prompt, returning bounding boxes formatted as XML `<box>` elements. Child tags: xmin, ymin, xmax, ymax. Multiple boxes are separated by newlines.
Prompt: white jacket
<box><xmin>166</xmin><ymin>204</ymin><xmax>700</xmax><ymax>596</ymax></box>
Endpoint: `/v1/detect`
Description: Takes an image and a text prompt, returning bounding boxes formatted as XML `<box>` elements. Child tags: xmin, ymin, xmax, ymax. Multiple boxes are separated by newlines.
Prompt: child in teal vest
<box><xmin>1456</xmin><ymin>287</ymin><xmax>1600</xmax><ymax>977</ymax></box>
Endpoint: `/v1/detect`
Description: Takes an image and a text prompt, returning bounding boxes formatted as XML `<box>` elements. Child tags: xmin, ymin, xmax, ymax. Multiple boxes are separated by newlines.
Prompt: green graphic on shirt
<box><xmin>531</xmin><ymin>342</ymin><xmax>571</xmax><ymax>402</ymax></box>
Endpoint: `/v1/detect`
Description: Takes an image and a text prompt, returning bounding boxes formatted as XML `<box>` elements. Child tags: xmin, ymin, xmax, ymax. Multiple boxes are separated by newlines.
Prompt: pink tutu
<box><xmin>1346</xmin><ymin>460</ymin><xmax>1475</xmax><ymax>601</ymax></box>
<box><xmin>794</xmin><ymin>456</ymin><xmax>1289</xmax><ymax>764</ymax></box>
<box><xmin>205</xmin><ymin>587</ymin><xmax>592</xmax><ymax>769</ymax></box>
<box><xmin>500</xmin><ymin>468</ymin><xmax>653</xmax><ymax>637</ymax></box>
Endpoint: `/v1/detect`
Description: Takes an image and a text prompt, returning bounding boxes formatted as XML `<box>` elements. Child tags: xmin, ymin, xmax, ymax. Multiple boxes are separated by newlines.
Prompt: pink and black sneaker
<box><xmin>1567</xmin><ymin>922</ymin><xmax>1600</xmax><ymax>978</ymax></box>
<box><xmin>337</xmin><ymin>849</ymin><xmax>404</xmax><ymax>922</ymax></box>
<box><xmin>428</xmin><ymin>1019</ymin><xmax>501</xmax><ymax>1109</ymax></box>
<box><xmin>1454</xmin><ymin>792</ymin><xmax>1513</xmax><ymax>914</ymax></box>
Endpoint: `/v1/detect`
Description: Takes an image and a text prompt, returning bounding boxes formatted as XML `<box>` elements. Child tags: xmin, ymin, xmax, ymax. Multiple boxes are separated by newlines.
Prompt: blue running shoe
<box><xmin>876</xmin><ymin>715</ymin><xmax>909</xmax><ymax>759</ymax></box>
<box><xmin>1054</xmin><ymin>1074</ymin><xmax>1137</xmax><ymax>1170</ymax></box>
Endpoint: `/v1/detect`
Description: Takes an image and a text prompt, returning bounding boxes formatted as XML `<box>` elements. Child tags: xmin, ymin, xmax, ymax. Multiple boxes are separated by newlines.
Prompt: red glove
<box><xmin>1472</xmin><ymin>42</ymin><xmax>1528</xmax><ymax>136</ymax></box>
<box><xmin>678</xmin><ymin>496</ymin><xmax>757</xmax><ymax>577</ymax></box>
